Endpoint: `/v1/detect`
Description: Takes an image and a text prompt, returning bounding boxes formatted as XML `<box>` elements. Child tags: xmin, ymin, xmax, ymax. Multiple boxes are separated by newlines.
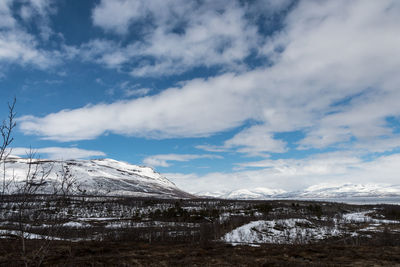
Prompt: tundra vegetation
<box><xmin>1</xmin><ymin>196</ymin><xmax>400</xmax><ymax>265</ymax></box>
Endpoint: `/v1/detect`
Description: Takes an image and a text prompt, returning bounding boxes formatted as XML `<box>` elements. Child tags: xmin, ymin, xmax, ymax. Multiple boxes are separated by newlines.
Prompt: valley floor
<box><xmin>1</xmin><ymin>196</ymin><xmax>400</xmax><ymax>266</ymax></box>
<box><xmin>1</xmin><ymin>240</ymin><xmax>400</xmax><ymax>266</ymax></box>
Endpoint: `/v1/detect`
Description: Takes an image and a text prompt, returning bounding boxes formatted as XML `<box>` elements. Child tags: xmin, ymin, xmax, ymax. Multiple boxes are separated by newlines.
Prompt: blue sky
<box><xmin>1</xmin><ymin>0</ymin><xmax>400</xmax><ymax>193</ymax></box>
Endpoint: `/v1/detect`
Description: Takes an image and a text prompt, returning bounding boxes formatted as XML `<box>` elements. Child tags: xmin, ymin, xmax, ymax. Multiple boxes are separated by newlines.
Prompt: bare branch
<box><xmin>0</xmin><ymin>97</ymin><xmax>16</xmax><ymax>162</ymax></box>
<box><xmin>1</xmin><ymin>98</ymin><xmax>16</xmax><ymax>198</ymax></box>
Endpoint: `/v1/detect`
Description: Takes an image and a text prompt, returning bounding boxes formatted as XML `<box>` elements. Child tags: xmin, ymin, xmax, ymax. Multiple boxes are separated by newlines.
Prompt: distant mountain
<box><xmin>1</xmin><ymin>157</ymin><xmax>192</xmax><ymax>198</ymax></box>
<box><xmin>197</xmin><ymin>184</ymin><xmax>400</xmax><ymax>200</ymax></box>
<box><xmin>284</xmin><ymin>183</ymin><xmax>400</xmax><ymax>199</ymax></box>
<box><xmin>197</xmin><ymin>187</ymin><xmax>286</xmax><ymax>200</ymax></box>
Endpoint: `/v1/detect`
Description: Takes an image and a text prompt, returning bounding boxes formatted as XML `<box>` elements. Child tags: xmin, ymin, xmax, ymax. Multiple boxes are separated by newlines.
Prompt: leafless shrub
<box><xmin>0</xmin><ymin>99</ymin><xmax>79</xmax><ymax>265</ymax></box>
<box><xmin>10</xmin><ymin>150</ymin><xmax>76</xmax><ymax>266</ymax></box>
<box><xmin>0</xmin><ymin>98</ymin><xmax>16</xmax><ymax>198</ymax></box>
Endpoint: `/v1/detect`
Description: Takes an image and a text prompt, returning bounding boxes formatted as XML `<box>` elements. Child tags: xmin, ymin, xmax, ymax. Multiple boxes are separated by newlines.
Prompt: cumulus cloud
<box><xmin>143</xmin><ymin>154</ymin><xmax>222</xmax><ymax>167</ymax></box>
<box><xmin>88</xmin><ymin>0</ymin><xmax>260</xmax><ymax>76</ymax></box>
<box><xmin>19</xmin><ymin>0</ymin><xmax>56</xmax><ymax>40</ymax></box>
<box><xmin>196</xmin><ymin>124</ymin><xmax>287</xmax><ymax>156</ymax></box>
<box><xmin>92</xmin><ymin>0</ymin><xmax>142</xmax><ymax>35</ymax></box>
<box><xmin>11</xmin><ymin>147</ymin><xmax>106</xmax><ymax>160</ymax></box>
<box><xmin>0</xmin><ymin>0</ymin><xmax>61</xmax><ymax>70</ymax></box>
<box><xmin>0</xmin><ymin>30</ymin><xmax>58</xmax><ymax>68</ymax></box>
<box><xmin>0</xmin><ymin>1</ymin><xmax>16</xmax><ymax>29</ymax></box>
<box><xmin>19</xmin><ymin>0</ymin><xmax>400</xmax><ymax>159</ymax></box>
<box><xmin>18</xmin><ymin>72</ymin><xmax>260</xmax><ymax>141</ymax></box>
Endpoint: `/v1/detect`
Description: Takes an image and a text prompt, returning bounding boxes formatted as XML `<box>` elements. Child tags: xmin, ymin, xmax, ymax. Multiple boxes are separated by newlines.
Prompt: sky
<box><xmin>1</xmin><ymin>0</ymin><xmax>400</xmax><ymax>193</ymax></box>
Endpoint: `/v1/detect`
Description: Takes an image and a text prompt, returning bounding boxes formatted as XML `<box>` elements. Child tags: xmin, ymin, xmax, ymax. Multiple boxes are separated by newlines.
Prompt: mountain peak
<box><xmin>1</xmin><ymin>157</ymin><xmax>191</xmax><ymax>198</ymax></box>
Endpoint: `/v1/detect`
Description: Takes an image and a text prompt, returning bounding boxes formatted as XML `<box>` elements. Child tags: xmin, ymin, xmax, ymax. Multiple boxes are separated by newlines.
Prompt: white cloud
<box><xmin>195</xmin><ymin>145</ymin><xmax>228</xmax><ymax>153</ymax></box>
<box><xmin>143</xmin><ymin>154</ymin><xmax>222</xmax><ymax>167</ymax></box>
<box><xmin>299</xmin><ymin>90</ymin><xmax>400</xmax><ymax>149</ymax></box>
<box><xmin>263</xmin><ymin>0</ymin><xmax>400</xmax><ymax>148</ymax></box>
<box><xmin>0</xmin><ymin>0</ymin><xmax>16</xmax><ymax>29</ymax></box>
<box><xmin>89</xmin><ymin>0</ymin><xmax>259</xmax><ymax>76</ymax></box>
<box><xmin>166</xmin><ymin>153</ymin><xmax>400</xmax><ymax>193</ymax></box>
<box><xmin>11</xmin><ymin>147</ymin><xmax>106</xmax><ymax>160</ymax></box>
<box><xmin>26</xmin><ymin>0</ymin><xmax>55</xmax><ymax>17</ymax></box>
<box><xmin>0</xmin><ymin>0</ymin><xmax>60</xmax><ymax>69</ymax></box>
<box><xmin>118</xmin><ymin>81</ymin><xmax>151</xmax><ymax>97</ymax></box>
<box><xmin>352</xmin><ymin>136</ymin><xmax>400</xmax><ymax>153</ymax></box>
<box><xmin>18</xmin><ymin>72</ymin><xmax>261</xmax><ymax>141</ymax></box>
<box><xmin>19</xmin><ymin>0</ymin><xmax>400</xmax><ymax>158</ymax></box>
<box><xmin>124</xmin><ymin>88</ymin><xmax>150</xmax><ymax>97</ymax></box>
<box><xmin>19</xmin><ymin>0</ymin><xmax>56</xmax><ymax>40</ymax></box>
<box><xmin>0</xmin><ymin>30</ymin><xmax>58</xmax><ymax>68</ymax></box>
<box><xmin>92</xmin><ymin>0</ymin><xmax>142</xmax><ymax>35</ymax></box>
<box><xmin>196</xmin><ymin>124</ymin><xmax>287</xmax><ymax>156</ymax></box>
<box><xmin>102</xmin><ymin>80</ymin><xmax>151</xmax><ymax>97</ymax></box>
<box><xmin>225</xmin><ymin>125</ymin><xmax>287</xmax><ymax>155</ymax></box>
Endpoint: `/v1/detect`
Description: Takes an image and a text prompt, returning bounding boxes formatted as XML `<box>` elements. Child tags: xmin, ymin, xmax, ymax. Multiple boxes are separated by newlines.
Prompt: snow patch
<box><xmin>222</xmin><ymin>218</ymin><xmax>340</xmax><ymax>244</ymax></box>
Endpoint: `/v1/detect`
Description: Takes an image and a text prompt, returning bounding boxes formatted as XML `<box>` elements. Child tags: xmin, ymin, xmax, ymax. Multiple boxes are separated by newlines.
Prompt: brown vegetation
<box><xmin>1</xmin><ymin>240</ymin><xmax>400</xmax><ymax>266</ymax></box>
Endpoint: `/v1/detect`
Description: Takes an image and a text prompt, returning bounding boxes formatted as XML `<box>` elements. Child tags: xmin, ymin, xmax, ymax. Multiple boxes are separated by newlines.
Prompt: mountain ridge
<box><xmin>3</xmin><ymin>157</ymin><xmax>399</xmax><ymax>200</ymax></box>
<box><xmin>197</xmin><ymin>183</ymin><xmax>400</xmax><ymax>200</ymax></box>
<box><xmin>1</xmin><ymin>157</ymin><xmax>193</xmax><ymax>198</ymax></box>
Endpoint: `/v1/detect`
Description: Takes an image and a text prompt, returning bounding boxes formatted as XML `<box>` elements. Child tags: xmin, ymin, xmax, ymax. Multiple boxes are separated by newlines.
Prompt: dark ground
<box><xmin>1</xmin><ymin>240</ymin><xmax>400</xmax><ymax>266</ymax></box>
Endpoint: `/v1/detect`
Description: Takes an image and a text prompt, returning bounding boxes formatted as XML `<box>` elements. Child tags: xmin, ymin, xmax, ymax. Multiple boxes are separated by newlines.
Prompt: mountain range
<box><xmin>2</xmin><ymin>156</ymin><xmax>400</xmax><ymax>200</ymax></box>
<box><xmin>198</xmin><ymin>183</ymin><xmax>400</xmax><ymax>200</ymax></box>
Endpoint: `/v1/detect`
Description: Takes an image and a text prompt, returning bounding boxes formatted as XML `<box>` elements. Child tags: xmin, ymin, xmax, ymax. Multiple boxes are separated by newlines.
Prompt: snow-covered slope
<box><xmin>220</xmin><ymin>188</ymin><xmax>286</xmax><ymax>200</ymax></box>
<box><xmin>222</xmin><ymin>218</ymin><xmax>341</xmax><ymax>245</ymax></box>
<box><xmin>197</xmin><ymin>187</ymin><xmax>286</xmax><ymax>199</ymax></box>
<box><xmin>222</xmin><ymin>210</ymin><xmax>400</xmax><ymax>245</ymax></box>
<box><xmin>198</xmin><ymin>184</ymin><xmax>400</xmax><ymax>200</ymax></box>
<box><xmin>1</xmin><ymin>157</ymin><xmax>192</xmax><ymax>198</ymax></box>
<box><xmin>286</xmin><ymin>183</ymin><xmax>400</xmax><ymax>198</ymax></box>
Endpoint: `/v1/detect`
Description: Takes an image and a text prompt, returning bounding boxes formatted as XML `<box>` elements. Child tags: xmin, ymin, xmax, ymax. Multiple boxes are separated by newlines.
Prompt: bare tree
<box><xmin>0</xmin><ymin>99</ymin><xmax>80</xmax><ymax>265</ymax></box>
<box><xmin>0</xmin><ymin>98</ymin><xmax>16</xmax><ymax>197</ymax></box>
<box><xmin>11</xmin><ymin>150</ymin><xmax>79</xmax><ymax>266</ymax></box>
<box><xmin>0</xmin><ymin>98</ymin><xmax>16</xmax><ymax>161</ymax></box>
<box><xmin>54</xmin><ymin>162</ymin><xmax>77</xmax><ymax>198</ymax></box>
<box><xmin>13</xmin><ymin>149</ymin><xmax>52</xmax><ymax>265</ymax></box>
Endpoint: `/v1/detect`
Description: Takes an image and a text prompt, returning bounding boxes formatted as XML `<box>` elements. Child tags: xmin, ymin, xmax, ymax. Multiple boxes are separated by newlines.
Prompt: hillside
<box><xmin>0</xmin><ymin>157</ymin><xmax>192</xmax><ymax>198</ymax></box>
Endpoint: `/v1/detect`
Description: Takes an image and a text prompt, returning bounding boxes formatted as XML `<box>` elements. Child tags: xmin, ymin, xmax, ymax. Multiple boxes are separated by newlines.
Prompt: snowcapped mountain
<box><xmin>197</xmin><ymin>184</ymin><xmax>400</xmax><ymax>200</ymax></box>
<box><xmin>197</xmin><ymin>187</ymin><xmax>286</xmax><ymax>200</ymax></box>
<box><xmin>1</xmin><ymin>157</ymin><xmax>192</xmax><ymax>198</ymax></box>
<box><xmin>288</xmin><ymin>183</ymin><xmax>400</xmax><ymax>198</ymax></box>
<box><xmin>3</xmin><ymin>157</ymin><xmax>399</xmax><ymax>200</ymax></box>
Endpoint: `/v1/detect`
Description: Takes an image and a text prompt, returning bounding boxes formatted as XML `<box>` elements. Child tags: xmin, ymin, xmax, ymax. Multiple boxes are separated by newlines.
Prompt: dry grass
<box><xmin>1</xmin><ymin>240</ymin><xmax>400</xmax><ymax>266</ymax></box>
